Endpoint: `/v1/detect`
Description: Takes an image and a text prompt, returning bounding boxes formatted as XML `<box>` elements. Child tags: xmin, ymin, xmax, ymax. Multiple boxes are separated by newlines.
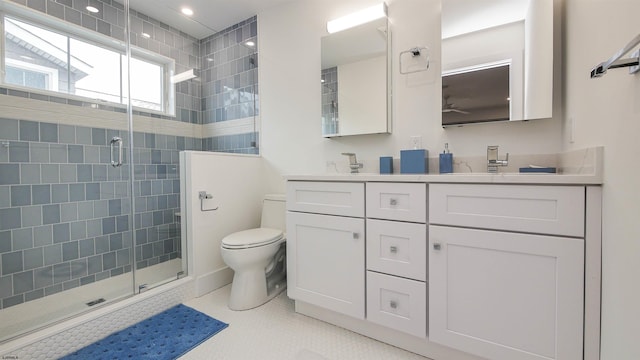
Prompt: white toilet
<box><xmin>220</xmin><ymin>194</ymin><xmax>287</xmax><ymax>310</ymax></box>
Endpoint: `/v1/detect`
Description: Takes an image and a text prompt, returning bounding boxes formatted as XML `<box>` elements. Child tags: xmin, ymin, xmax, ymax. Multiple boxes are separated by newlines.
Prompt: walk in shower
<box><xmin>0</xmin><ymin>0</ymin><xmax>258</xmax><ymax>343</ymax></box>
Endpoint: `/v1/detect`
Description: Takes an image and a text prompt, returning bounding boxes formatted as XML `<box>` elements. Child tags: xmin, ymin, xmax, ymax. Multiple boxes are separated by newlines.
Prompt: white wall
<box><xmin>563</xmin><ymin>1</ymin><xmax>640</xmax><ymax>359</ymax></box>
<box><xmin>524</xmin><ymin>0</ymin><xmax>554</xmax><ymax>119</ymax></box>
<box><xmin>258</xmin><ymin>0</ymin><xmax>562</xmax><ymax>193</ymax></box>
<box><xmin>181</xmin><ymin>152</ymin><xmax>267</xmax><ymax>296</ymax></box>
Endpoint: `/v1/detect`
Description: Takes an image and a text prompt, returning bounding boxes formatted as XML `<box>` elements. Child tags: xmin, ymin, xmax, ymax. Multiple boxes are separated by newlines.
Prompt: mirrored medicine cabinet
<box><xmin>320</xmin><ymin>7</ymin><xmax>391</xmax><ymax>137</ymax></box>
<box><xmin>441</xmin><ymin>0</ymin><xmax>556</xmax><ymax>126</ymax></box>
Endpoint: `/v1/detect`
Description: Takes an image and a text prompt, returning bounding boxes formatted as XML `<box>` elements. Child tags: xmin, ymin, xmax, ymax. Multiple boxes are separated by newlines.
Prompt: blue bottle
<box><xmin>439</xmin><ymin>143</ymin><xmax>453</xmax><ymax>174</ymax></box>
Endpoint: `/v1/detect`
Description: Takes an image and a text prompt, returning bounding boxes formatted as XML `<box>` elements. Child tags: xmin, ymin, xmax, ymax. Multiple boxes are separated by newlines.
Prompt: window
<box><xmin>5</xmin><ymin>58</ymin><xmax>58</xmax><ymax>90</ymax></box>
<box><xmin>2</xmin><ymin>16</ymin><xmax>173</xmax><ymax>114</ymax></box>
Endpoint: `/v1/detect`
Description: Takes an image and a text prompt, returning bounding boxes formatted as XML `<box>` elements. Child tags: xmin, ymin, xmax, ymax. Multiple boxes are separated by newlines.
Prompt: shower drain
<box><xmin>86</xmin><ymin>298</ymin><xmax>106</xmax><ymax>307</ymax></box>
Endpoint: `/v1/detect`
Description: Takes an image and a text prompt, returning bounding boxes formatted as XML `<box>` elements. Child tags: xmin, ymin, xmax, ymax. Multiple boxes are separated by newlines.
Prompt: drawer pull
<box><xmin>390</xmin><ymin>198</ymin><xmax>398</xmax><ymax>206</ymax></box>
<box><xmin>390</xmin><ymin>300</ymin><xmax>398</xmax><ymax>309</ymax></box>
<box><xmin>433</xmin><ymin>243</ymin><xmax>441</xmax><ymax>250</ymax></box>
<box><xmin>353</xmin><ymin>232</ymin><xmax>360</xmax><ymax>239</ymax></box>
<box><xmin>389</xmin><ymin>246</ymin><xmax>398</xmax><ymax>253</ymax></box>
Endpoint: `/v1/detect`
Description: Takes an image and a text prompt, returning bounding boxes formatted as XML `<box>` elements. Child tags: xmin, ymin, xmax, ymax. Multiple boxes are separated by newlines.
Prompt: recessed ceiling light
<box><xmin>20</xmin><ymin>55</ymin><xmax>34</xmax><ymax>61</ymax></box>
<box><xmin>181</xmin><ymin>7</ymin><xmax>194</xmax><ymax>16</ymax></box>
<box><xmin>86</xmin><ymin>6</ymin><xmax>100</xmax><ymax>13</ymax></box>
<box><xmin>245</xmin><ymin>41</ymin><xmax>255</xmax><ymax>47</ymax></box>
<box><xmin>206</xmin><ymin>58</ymin><xmax>214</xmax><ymax>62</ymax></box>
<box><xmin>141</xmin><ymin>33</ymin><xmax>151</xmax><ymax>39</ymax></box>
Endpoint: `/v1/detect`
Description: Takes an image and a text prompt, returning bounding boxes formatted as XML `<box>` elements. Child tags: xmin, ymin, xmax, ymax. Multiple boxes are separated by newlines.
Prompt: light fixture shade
<box><xmin>170</xmin><ymin>69</ymin><xmax>197</xmax><ymax>84</ymax></box>
<box><xmin>327</xmin><ymin>3</ymin><xmax>387</xmax><ymax>34</ymax></box>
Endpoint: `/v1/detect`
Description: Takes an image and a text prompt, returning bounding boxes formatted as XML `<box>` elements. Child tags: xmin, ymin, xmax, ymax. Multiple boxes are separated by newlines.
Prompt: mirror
<box><xmin>441</xmin><ymin>0</ymin><xmax>554</xmax><ymax>126</ymax></box>
<box><xmin>321</xmin><ymin>15</ymin><xmax>391</xmax><ymax>137</ymax></box>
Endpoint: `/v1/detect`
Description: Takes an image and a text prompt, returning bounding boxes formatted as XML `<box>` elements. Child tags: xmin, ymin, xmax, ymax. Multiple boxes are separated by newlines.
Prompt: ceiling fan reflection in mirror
<box><xmin>442</xmin><ymin>94</ymin><xmax>470</xmax><ymax>114</ymax></box>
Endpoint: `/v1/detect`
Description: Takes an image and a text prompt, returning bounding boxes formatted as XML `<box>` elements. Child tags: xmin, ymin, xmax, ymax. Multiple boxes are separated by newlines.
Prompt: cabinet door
<box><xmin>429</xmin><ymin>225</ymin><xmax>584</xmax><ymax>360</ymax></box>
<box><xmin>286</xmin><ymin>211</ymin><xmax>365</xmax><ymax>319</ymax></box>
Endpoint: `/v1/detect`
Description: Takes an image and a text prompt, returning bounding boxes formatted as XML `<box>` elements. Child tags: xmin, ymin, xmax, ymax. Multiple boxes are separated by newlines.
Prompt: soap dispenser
<box><xmin>439</xmin><ymin>143</ymin><xmax>453</xmax><ymax>174</ymax></box>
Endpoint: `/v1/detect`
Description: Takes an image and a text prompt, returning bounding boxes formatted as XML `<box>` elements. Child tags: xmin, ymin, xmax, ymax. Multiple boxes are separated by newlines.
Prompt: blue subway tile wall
<box><xmin>0</xmin><ymin>120</ymin><xmax>197</xmax><ymax>309</ymax></box>
<box><xmin>0</xmin><ymin>3</ymin><xmax>260</xmax><ymax>309</ymax></box>
<box><xmin>200</xmin><ymin>16</ymin><xmax>258</xmax><ymax>125</ymax></box>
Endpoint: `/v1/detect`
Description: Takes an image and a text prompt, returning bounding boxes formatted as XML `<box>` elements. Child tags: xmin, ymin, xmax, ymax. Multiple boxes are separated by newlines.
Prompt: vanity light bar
<box><xmin>327</xmin><ymin>3</ymin><xmax>387</xmax><ymax>34</ymax></box>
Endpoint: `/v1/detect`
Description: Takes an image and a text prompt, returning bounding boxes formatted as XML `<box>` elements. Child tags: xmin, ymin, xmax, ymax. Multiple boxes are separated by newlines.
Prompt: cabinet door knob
<box><xmin>389</xmin><ymin>198</ymin><xmax>398</xmax><ymax>206</ymax></box>
<box><xmin>389</xmin><ymin>246</ymin><xmax>398</xmax><ymax>253</ymax></box>
<box><xmin>353</xmin><ymin>233</ymin><xmax>360</xmax><ymax>239</ymax></box>
<box><xmin>390</xmin><ymin>300</ymin><xmax>398</xmax><ymax>309</ymax></box>
<box><xmin>433</xmin><ymin>243</ymin><xmax>441</xmax><ymax>250</ymax></box>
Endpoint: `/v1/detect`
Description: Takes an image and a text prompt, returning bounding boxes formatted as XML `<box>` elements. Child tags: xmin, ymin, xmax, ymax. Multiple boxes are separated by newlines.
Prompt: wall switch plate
<box><xmin>410</xmin><ymin>135</ymin><xmax>422</xmax><ymax>149</ymax></box>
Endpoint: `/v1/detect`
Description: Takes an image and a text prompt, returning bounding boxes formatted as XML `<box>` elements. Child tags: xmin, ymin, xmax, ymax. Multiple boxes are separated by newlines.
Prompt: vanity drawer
<box><xmin>366</xmin><ymin>219</ymin><xmax>427</xmax><ymax>281</ymax></box>
<box><xmin>287</xmin><ymin>181</ymin><xmax>364</xmax><ymax>217</ymax></box>
<box><xmin>429</xmin><ymin>184</ymin><xmax>585</xmax><ymax>237</ymax></box>
<box><xmin>366</xmin><ymin>271</ymin><xmax>427</xmax><ymax>338</ymax></box>
<box><xmin>366</xmin><ymin>182</ymin><xmax>426</xmax><ymax>223</ymax></box>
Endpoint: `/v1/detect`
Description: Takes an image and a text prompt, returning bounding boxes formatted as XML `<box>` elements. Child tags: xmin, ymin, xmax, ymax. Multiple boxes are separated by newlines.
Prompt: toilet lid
<box><xmin>221</xmin><ymin>228</ymin><xmax>284</xmax><ymax>249</ymax></box>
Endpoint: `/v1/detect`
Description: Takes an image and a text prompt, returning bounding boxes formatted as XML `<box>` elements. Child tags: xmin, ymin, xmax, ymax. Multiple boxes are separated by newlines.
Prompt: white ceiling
<box><xmin>128</xmin><ymin>0</ymin><xmax>298</xmax><ymax>39</ymax></box>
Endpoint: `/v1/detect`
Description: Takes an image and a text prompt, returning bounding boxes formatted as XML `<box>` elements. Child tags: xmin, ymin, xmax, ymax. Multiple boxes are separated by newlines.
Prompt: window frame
<box><xmin>5</xmin><ymin>57</ymin><xmax>59</xmax><ymax>90</ymax></box>
<box><xmin>0</xmin><ymin>5</ymin><xmax>175</xmax><ymax>116</ymax></box>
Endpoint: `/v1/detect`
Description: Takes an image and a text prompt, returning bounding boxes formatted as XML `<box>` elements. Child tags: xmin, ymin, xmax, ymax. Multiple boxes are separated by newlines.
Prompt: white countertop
<box><xmin>286</xmin><ymin>147</ymin><xmax>604</xmax><ymax>185</ymax></box>
<box><xmin>284</xmin><ymin>172</ymin><xmax>602</xmax><ymax>185</ymax></box>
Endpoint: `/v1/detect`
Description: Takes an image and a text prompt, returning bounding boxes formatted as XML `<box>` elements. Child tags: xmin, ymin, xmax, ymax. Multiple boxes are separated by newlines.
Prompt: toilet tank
<box><xmin>260</xmin><ymin>194</ymin><xmax>286</xmax><ymax>231</ymax></box>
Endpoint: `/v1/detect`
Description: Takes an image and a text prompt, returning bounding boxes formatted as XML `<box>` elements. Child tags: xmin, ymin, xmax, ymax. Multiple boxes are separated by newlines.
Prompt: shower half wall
<box><xmin>0</xmin><ymin>0</ymin><xmax>260</xmax><ymax>343</ymax></box>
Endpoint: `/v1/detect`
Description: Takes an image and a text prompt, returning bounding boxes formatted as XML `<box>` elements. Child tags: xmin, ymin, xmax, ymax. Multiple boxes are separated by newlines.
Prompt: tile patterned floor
<box><xmin>180</xmin><ymin>285</ymin><xmax>429</xmax><ymax>360</ymax></box>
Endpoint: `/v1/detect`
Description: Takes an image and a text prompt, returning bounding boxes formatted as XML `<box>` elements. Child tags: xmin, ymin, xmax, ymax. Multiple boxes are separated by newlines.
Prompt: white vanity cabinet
<box><xmin>428</xmin><ymin>184</ymin><xmax>586</xmax><ymax>360</ymax></box>
<box><xmin>285</xmin><ymin>176</ymin><xmax>601</xmax><ymax>360</ymax></box>
<box><xmin>286</xmin><ymin>181</ymin><xmax>366</xmax><ymax>319</ymax></box>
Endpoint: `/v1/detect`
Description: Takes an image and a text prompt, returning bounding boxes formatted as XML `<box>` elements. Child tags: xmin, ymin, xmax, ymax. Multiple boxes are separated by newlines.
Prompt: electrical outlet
<box><xmin>410</xmin><ymin>136</ymin><xmax>422</xmax><ymax>149</ymax></box>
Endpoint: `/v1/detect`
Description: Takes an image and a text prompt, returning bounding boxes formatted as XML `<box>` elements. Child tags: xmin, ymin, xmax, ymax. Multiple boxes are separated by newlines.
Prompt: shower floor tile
<box><xmin>181</xmin><ymin>285</ymin><xmax>429</xmax><ymax>360</ymax></box>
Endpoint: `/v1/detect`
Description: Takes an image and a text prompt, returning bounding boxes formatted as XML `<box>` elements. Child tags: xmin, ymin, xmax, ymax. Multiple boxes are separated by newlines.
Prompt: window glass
<box><xmin>2</xmin><ymin>16</ymin><xmax>171</xmax><ymax>114</ymax></box>
<box><xmin>126</xmin><ymin>56</ymin><xmax>163</xmax><ymax>111</ymax></box>
<box><xmin>70</xmin><ymin>38</ymin><xmax>121</xmax><ymax>103</ymax></box>
<box><xmin>4</xmin><ymin>17</ymin><xmax>66</xmax><ymax>91</ymax></box>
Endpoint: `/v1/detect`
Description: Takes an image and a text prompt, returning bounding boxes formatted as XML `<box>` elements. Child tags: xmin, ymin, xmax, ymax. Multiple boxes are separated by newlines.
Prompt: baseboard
<box><xmin>195</xmin><ymin>267</ymin><xmax>234</xmax><ymax>297</ymax></box>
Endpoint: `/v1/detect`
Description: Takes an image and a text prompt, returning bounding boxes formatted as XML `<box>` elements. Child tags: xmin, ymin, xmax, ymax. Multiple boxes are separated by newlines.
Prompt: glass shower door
<box><xmin>0</xmin><ymin>0</ymin><xmax>136</xmax><ymax>341</ymax></box>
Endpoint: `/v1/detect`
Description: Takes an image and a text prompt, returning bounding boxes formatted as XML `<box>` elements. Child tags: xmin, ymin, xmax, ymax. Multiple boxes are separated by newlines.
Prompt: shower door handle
<box><xmin>110</xmin><ymin>136</ymin><xmax>123</xmax><ymax>167</ymax></box>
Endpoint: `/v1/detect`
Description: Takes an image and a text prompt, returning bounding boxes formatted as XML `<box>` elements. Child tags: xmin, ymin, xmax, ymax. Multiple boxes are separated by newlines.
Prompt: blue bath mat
<box><xmin>60</xmin><ymin>304</ymin><xmax>228</xmax><ymax>360</ymax></box>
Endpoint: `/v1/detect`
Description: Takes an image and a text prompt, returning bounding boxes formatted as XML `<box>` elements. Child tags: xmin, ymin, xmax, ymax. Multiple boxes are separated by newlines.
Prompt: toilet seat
<box><xmin>221</xmin><ymin>228</ymin><xmax>284</xmax><ymax>249</ymax></box>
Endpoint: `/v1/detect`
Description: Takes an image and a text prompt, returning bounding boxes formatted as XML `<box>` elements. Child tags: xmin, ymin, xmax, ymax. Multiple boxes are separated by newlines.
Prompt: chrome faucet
<box><xmin>487</xmin><ymin>145</ymin><xmax>509</xmax><ymax>173</ymax></box>
<box><xmin>342</xmin><ymin>152</ymin><xmax>363</xmax><ymax>173</ymax></box>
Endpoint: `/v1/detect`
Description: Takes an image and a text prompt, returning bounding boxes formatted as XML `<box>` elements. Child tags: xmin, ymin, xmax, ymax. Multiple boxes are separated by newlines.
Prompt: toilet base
<box><xmin>228</xmin><ymin>274</ymin><xmax>287</xmax><ymax>311</ymax></box>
